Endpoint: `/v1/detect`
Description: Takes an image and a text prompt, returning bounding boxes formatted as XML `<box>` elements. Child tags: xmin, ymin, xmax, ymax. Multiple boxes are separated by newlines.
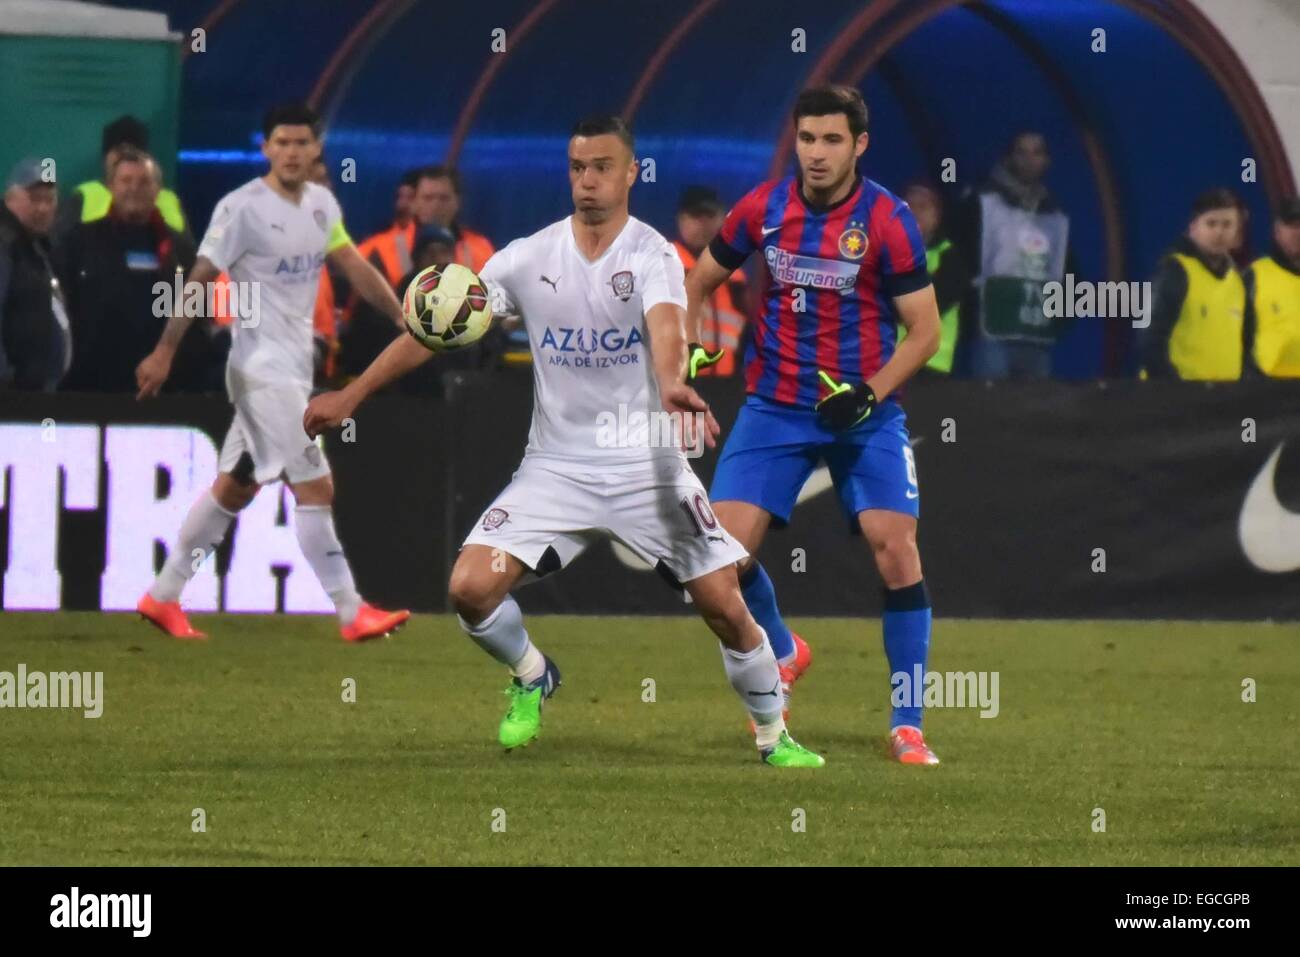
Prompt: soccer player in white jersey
<box><xmin>133</xmin><ymin>104</ymin><xmax>411</xmax><ymax>642</ymax></box>
<box><xmin>304</xmin><ymin>116</ymin><xmax>824</xmax><ymax>767</ymax></box>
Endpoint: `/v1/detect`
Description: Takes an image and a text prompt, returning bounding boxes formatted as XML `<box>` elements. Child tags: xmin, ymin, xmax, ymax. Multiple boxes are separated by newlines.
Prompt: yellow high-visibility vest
<box><xmin>75</xmin><ymin>180</ymin><xmax>187</xmax><ymax>233</ymax></box>
<box><xmin>1168</xmin><ymin>252</ymin><xmax>1245</xmax><ymax>381</ymax></box>
<box><xmin>1249</xmin><ymin>255</ymin><xmax>1300</xmax><ymax>378</ymax></box>
<box><xmin>897</xmin><ymin>239</ymin><xmax>958</xmax><ymax>373</ymax></box>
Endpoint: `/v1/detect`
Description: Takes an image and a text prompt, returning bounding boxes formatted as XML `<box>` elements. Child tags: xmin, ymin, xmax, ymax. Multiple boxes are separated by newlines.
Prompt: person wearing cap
<box><xmin>0</xmin><ymin>157</ymin><xmax>70</xmax><ymax>390</ymax></box>
<box><xmin>1243</xmin><ymin>197</ymin><xmax>1300</xmax><ymax>378</ymax></box>
<box><xmin>59</xmin><ymin>147</ymin><xmax>203</xmax><ymax>392</ymax></box>
<box><xmin>59</xmin><ymin>115</ymin><xmax>189</xmax><ymax>241</ymax></box>
<box><xmin>674</xmin><ymin>185</ymin><xmax>745</xmax><ymax>376</ymax></box>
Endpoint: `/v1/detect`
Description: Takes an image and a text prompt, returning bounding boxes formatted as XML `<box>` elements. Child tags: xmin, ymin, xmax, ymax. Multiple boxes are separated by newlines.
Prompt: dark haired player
<box><xmin>134</xmin><ymin>103</ymin><xmax>411</xmax><ymax>641</ymax></box>
<box><xmin>684</xmin><ymin>85</ymin><xmax>944</xmax><ymax>764</ymax></box>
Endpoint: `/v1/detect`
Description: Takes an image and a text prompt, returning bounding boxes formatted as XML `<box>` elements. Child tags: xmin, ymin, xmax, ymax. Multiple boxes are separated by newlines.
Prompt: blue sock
<box><xmin>738</xmin><ymin>562</ymin><xmax>796</xmax><ymax>662</ymax></box>
<box><xmin>883</xmin><ymin>580</ymin><xmax>932</xmax><ymax>730</ymax></box>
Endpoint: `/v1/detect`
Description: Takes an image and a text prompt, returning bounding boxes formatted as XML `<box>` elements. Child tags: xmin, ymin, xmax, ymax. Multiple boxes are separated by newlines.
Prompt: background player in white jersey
<box><xmin>304</xmin><ymin>116</ymin><xmax>824</xmax><ymax>767</ymax></box>
<box><xmin>133</xmin><ymin>104</ymin><xmax>411</xmax><ymax>642</ymax></box>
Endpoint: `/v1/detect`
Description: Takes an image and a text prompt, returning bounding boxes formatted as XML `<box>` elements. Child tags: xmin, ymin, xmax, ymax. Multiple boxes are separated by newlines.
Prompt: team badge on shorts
<box><xmin>482</xmin><ymin>507</ymin><xmax>509</xmax><ymax>531</ymax></box>
<box><xmin>609</xmin><ymin>270</ymin><xmax>635</xmax><ymax>301</ymax></box>
<box><xmin>838</xmin><ymin>226</ymin><xmax>868</xmax><ymax>260</ymax></box>
<box><xmin>313</xmin><ymin>209</ymin><xmax>327</xmax><ymax>231</ymax></box>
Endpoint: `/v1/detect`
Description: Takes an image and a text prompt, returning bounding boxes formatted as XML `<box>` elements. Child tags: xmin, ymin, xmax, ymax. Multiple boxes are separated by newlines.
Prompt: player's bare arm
<box><xmin>683</xmin><ymin>248</ymin><xmax>732</xmax><ymax>346</ymax></box>
<box><xmin>866</xmin><ymin>284</ymin><xmax>941</xmax><ymax>399</ymax></box>
<box><xmin>329</xmin><ymin>241</ymin><xmax>404</xmax><ymax>328</ymax></box>
<box><xmin>135</xmin><ymin>254</ymin><xmax>222</xmax><ymax>400</ymax></box>
<box><xmin>645</xmin><ymin>300</ymin><xmax>720</xmax><ymax>449</ymax></box>
<box><xmin>303</xmin><ymin>332</ymin><xmax>432</xmax><ymax>437</ymax></box>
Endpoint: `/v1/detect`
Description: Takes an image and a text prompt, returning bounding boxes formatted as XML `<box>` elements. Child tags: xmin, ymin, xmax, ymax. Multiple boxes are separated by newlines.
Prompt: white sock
<box><xmin>720</xmin><ymin>629</ymin><xmax>787</xmax><ymax>749</ymax></box>
<box><xmin>149</xmin><ymin>491</ymin><xmax>236</xmax><ymax>602</ymax></box>
<box><xmin>294</xmin><ymin>505</ymin><xmax>362</xmax><ymax>624</ymax></box>
<box><xmin>457</xmin><ymin>596</ymin><xmax>545</xmax><ymax>684</ymax></box>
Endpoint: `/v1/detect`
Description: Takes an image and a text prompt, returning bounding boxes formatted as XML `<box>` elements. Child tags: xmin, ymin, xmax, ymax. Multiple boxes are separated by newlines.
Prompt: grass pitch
<box><xmin>0</xmin><ymin>612</ymin><xmax>1296</xmax><ymax>866</ymax></box>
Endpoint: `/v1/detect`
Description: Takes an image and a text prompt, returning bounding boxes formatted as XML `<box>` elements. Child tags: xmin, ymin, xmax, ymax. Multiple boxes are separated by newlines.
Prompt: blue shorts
<box><xmin>710</xmin><ymin>394</ymin><xmax>919</xmax><ymax>531</ymax></box>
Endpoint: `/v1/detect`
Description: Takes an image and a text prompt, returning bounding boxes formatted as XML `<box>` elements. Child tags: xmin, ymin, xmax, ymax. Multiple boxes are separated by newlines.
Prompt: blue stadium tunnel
<box><xmin>128</xmin><ymin>0</ymin><xmax>1294</xmax><ymax>377</ymax></box>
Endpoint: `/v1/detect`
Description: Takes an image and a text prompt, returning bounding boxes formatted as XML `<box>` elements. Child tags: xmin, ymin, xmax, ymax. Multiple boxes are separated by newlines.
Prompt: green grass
<box><xmin>1</xmin><ymin>613</ymin><xmax>1296</xmax><ymax>865</ymax></box>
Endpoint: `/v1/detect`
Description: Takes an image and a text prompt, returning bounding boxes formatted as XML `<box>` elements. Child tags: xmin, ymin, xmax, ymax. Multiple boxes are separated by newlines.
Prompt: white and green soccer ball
<box><xmin>402</xmin><ymin>262</ymin><xmax>493</xmax><ymax>351</ymax></box>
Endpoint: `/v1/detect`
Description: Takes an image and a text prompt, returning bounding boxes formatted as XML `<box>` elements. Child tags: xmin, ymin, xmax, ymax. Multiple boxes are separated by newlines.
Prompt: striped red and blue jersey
<box><xmin>708</xmin><ymin>174</ymin><xmax>930</xmax><ymax>408</ymax></box>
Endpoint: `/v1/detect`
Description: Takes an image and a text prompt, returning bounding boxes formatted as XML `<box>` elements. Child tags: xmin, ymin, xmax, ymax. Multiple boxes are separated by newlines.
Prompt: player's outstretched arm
<box><xmin>872</xmin><ymin>285</ymin><xmax>941</xmax><ymax>398</ymax></box>
<box><xmin>135</xmin><ymin>255</ymin><xmax>221</xmax><ymax>400</ymax></box>
<box><xmin>683</xmin><ymin>248</ymin><xmax>732</xmax><ymax>378</ymax></box>
<box><xmin>329</xmin><ymin>243</ymin><xmax>404</xmax><ymax>328</ymax></box>
<box><xmin>303</xmin><ymin>332</ymin><xmax>433</xmax><ymax>438</ymax></box>
<box><xmin>645</xmin><ymin>301</ymin><xmax>721</xmax><ymax>450</ymax></box>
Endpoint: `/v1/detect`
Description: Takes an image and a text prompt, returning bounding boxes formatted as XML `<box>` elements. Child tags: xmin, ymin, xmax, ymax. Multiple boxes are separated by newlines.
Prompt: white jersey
<box><xmin>197</xmin><ymin>178</ymin><xmax>349</xmax><ymax>396</ymax></box>
<box><xmin>479</xmin><ymin>215</ymin><xmax>688</xmax><ymax>468</ymax></box>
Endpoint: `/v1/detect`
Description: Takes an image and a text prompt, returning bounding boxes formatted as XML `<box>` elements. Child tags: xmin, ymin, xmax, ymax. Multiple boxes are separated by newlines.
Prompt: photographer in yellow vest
<box><xmin>1243</xmin><ymin>197</ymin><xmax>1300</xmax><ymax>378</ymax></box>
<box><xmin>1141</xmin><ymin>189</ymin><xmax>1245</xmax><ymax>380</ymax></box>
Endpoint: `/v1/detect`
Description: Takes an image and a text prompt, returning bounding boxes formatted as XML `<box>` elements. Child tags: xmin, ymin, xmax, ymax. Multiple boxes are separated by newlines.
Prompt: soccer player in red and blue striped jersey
<box><xmin>684</xmin><ymin>85</ymin><xmax>943</xmax><ymax>764</ymax></box>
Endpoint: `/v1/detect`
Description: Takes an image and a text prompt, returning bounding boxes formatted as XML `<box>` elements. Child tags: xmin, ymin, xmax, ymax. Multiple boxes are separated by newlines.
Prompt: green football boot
<box><xmin>760</xmin><ymin>731</ymin><xmax>826</xmax><ymax>768</ymax></box>
<box><xmin>498</xmin><ymin>656</ymin><xmax>562</xmax><ymax>750</ymax></box>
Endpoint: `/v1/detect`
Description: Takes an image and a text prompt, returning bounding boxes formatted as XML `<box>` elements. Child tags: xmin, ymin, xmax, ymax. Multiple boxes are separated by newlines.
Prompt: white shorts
<box><xmin>462</xmin><ymin>456</ymin><xmax>748</xmax><ymax>586</ymax></box>
<box><xmin>217</xmin><ymin>384</ymin><xmax>330</xmax><ymax>486</ymax></box>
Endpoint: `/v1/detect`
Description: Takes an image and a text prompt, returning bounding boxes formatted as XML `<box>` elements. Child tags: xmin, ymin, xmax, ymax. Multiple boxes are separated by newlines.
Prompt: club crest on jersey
<box><xmin>838</xmin><ymin>227</ymin><xmax>868</xmax><ymax>260</ymax></box>
<box><xmin>313</xmin><ymin>209</ymin><xmax>327</xmax><ymax>232</ymax></box>
<box><xmin>482</xmin><ymin>507</ymin><xmax>509</xmax><ymax>531</ymax></box>
<box><xmin>609</xmin><ymin>270</ymin><xmax>635</xmax><ymax>301</ymax></box>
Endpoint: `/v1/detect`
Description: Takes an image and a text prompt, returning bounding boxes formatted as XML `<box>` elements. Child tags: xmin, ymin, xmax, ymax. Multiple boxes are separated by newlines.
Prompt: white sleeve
<box><xmin>639</xmin><ymin>237</ymin><xmax>687</xmax><ymax>311</ymax></box>
<box><xmin>479</xmin><ymin>241</ymin><xmax>519</xmax><ymax>316</ymax></box>
<box><xmin>197</xmin><ymin>196</ymin><xmax>247</xmax><ymax>273</ymax></box>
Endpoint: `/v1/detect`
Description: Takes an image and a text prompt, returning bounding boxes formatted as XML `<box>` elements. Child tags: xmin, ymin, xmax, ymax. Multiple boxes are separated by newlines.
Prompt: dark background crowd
<box><xmin>3</xmin><ymin>115</ymin><xmax>1298</xmax><ymax>397</ymax></box>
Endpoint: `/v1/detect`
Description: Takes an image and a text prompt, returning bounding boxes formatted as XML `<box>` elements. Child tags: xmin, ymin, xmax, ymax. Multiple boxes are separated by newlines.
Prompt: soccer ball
<box><xmin>402</xmin><ymin>263</ymin><xmax>493</xmax><ymax>351</ymax></box>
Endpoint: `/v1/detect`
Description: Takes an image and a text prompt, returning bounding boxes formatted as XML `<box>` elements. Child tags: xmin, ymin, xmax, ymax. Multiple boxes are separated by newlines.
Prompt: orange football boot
<box><xmin>890</xmin><ymin>725</ymin><xmax>940</xmax><ymax>765</ymax></box>
<box><xmin>340</xmin><ymin>603</ymin><xmax>410</xmax><ymax>642</ymax></box>
<box><xmin>137</xmin><ymin>593</ymin><xmax>207</xmax><ymax>639</ymax></box>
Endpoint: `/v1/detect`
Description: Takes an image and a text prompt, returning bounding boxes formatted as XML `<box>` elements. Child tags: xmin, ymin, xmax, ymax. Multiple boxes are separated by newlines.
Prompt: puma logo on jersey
<box><xmin>539</xmin><ymin>274</ymin><xmax>560</xmax><ymax>292</ymax></box>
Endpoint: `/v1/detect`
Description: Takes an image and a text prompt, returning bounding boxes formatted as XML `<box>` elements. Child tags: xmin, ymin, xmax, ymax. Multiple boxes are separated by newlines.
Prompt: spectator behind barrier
<box><xmin>1243</xmin><ymin>196</ymin><xmax>1300</xmax><ymax>378</ymax></box>
<box><xmin>411</xmin><ymin>165</ymin><xmax>495</xmax><ymax>273</ymax></box>
<box><xmin>58</xmin><ymin>114</ymin><xmax>190</xmax><ymax>244</ymax></box>
<box><xmin>899</xmin><ymin>182</ymin><xmax>972</xmax><ymax>376</ymax></box>
<box><xmin>957</xmin><ymin>131</ymin><xmax>1072</xmax><ymax>379</ymax></box>
<box><xmin>353</xmin><ymin>167</ymin><xmax>422</xmax><ymax>289</ymax></box>
<box><xmin>59</xmin><ymin>148</ymin><xmax>211</xmax><ymax>393</ymax></box>
<box><xmin>1141</xmin><ymin>188</ymin><xmax>1245</xmax><ymax>381</ymax></box>
<box><xmin>340</xmin><ymin>223</ymin><xmax>463</xmax><ymax>393</ymax></box>
<box><xmin>0</xmin><ymin>158</ymin><xmax>69</xmax><ymax>391</ymax></box>
<box><xmin>673</xmin><ymin>185</ymin><xmax>744</xmax><ymax>377</ymax></box>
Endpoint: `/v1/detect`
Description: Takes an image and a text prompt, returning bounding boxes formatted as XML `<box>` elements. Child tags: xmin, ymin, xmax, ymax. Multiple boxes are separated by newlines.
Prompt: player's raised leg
<box><xmin>683</xmin><ymin>565</ymin><xmax>823</xmax><ymax>768</ymax></box>
<box><xmin>449</xmin><ymin>544</ymin><xmax>559</xmax><ymax>749</ymax></box>
<box><xmin>858</xmin><ymin>508</ymin><xmax>939</xmax><ymax>765</ymax></box>
<box><xmin>291</xmin><ymin>474</ymin><xmax>410</xmax><ymax>641</ymax></box>
<box><xmin>138</xmin><ymin>470</ymin><xmax>258</xmax><ymax>639</ymax></box>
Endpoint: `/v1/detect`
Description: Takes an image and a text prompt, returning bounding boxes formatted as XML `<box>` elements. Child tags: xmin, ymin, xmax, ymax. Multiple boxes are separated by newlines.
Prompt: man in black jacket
<box><xmin>59</xmin><ymin>148</ymin><xmax>208</xmax><ymax>393</ymax></box>
<box><xmin>0</xmin><ymin>158</ymin><xmax>69</xmax><ymax>391</ymax></box>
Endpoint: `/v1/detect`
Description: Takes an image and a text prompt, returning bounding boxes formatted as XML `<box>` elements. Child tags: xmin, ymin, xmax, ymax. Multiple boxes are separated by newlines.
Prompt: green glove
<box><xmin>687</xmin><ymin>342</ymin><xmax>725</xmax><ymax>381</ymax></box>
